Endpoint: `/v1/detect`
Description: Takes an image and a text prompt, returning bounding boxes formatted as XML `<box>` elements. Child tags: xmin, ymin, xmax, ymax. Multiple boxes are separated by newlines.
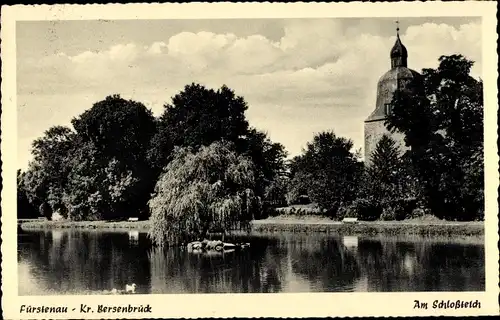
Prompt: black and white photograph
<box><xmin>2</xmin><ymin>2</ymin><xmax>499</xmax><ymax>319</ymax></box>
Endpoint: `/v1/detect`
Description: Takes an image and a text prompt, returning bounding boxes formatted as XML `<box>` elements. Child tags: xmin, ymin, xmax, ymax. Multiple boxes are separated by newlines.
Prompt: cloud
<box><xmin>19</xmin><ymin>20</ymin><xmax>481</xmax><ymax>95</ymax></box>
<box><xmin>404</xmin><ymin>22</ymin><xmax>482</xmax><ymax>77</ymax></box>
<box><xmin>17</xmin><ymin>20</ymin><xmax>482</xmax><ymax>168</ymax></box>
<box><xmin>147</xmin><ymin>41</ymin><xmax>167</xmax><ymax>55</ymax></box>
<box><xmin>70</xmin><ymin>43</ymin><xmax>139</xmax><ymax>64</ymax></box>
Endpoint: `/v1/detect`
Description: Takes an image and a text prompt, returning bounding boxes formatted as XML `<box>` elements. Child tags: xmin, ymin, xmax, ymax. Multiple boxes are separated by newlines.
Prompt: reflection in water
<box><xmin>128</xmin><ymin>231</ymin><xmax>139</xmax><ymax>245</ymax></box>
<box><xmin>18</xmin><ymin>231</ymin><xmax>484</xmax><ymax>295</ymax></box>
<box><xmin>343</xmin><ymin>236</ymin><xmax>359</xmax><ymax>252</ymax></box>
<box><xmin>18</xmin><ymin>231</ymin><xmax>152</xmax><ymax>295</ymax></box>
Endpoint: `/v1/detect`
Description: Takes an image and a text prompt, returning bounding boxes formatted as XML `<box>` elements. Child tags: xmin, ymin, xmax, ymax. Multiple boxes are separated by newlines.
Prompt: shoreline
<box><xmin>19</xmin><ymin>218</ymin><xmax>484</xmax><ymax>237</ymax></box>
<box><xmin>252</xmin><ymin>219</ymin><xmax>483</xmax><ymax>237</ymax></box>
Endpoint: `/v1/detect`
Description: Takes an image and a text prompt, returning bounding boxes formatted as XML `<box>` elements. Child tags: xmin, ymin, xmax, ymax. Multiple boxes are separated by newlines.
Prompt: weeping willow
<box><xmin>148</xmin><ymin>141</ymin><xmax>259</xmax><ymax>247</ymax></box>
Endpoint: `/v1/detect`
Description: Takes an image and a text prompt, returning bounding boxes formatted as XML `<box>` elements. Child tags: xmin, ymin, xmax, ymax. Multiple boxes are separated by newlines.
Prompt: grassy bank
<box><xmin>20</xmin><ymin>216</ymin><xmax>484</xmax><ymax>237</ymax></box>
<box><xmin>252</xmin><ymin>218</ymin><xmax>484</xmax><ymax>237</ymax></box>
<box><xmin>20</xmin><ymin>220</ymin><xmax>151</xmax><ymax>231</ymax></box>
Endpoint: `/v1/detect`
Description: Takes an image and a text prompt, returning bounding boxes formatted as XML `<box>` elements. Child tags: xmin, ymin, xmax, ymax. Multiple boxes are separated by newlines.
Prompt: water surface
<box><xmin>18</xmin><ymin>230</ymin><xmax>484</xmax><ymax>294</ymax></box>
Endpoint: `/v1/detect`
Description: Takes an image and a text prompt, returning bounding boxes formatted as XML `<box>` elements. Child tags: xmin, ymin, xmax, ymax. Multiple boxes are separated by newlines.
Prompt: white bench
<box><xmin>342</xmin><ymin>217</ymin><xmax>358</xmax><ymax>223</ymax></box>
<box><xmin>128</xmin><ymin>217</ymin><xmax>139</xmax><ymax>222</ymax></box>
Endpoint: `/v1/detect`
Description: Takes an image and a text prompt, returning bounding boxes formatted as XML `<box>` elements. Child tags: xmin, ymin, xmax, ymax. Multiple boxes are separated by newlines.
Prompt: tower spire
<box><xmin>390</xmin><ymin>20</ymin><xmax>407</xmax><ymax>68</ymax></box>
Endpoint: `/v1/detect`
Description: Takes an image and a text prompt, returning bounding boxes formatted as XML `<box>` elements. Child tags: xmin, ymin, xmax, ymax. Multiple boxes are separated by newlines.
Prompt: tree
<box><xmin>23</xmin><ymin>126</ymin><xmax>76</xmax><ymax>218</ymax></box>
<box><xmin>62</xmin><ymin>142</ymin><xmax>140</xmax><ymax>221</ymax></box>
<box><xmin>22</xmin><ymin>86</ymin><xmax>288</xmax><ymax>222</ymax></box>
<box><xmin>24</xmin><ymin>95</ymin><xmax>158</xmax><ymax>221</ymax></box>
<box><xmin>147</xmin><ymin>118</ymin><xmax>174</xmax><ymax>175</ymax></box>
<box><xmin>264</xmin><ymin>175</ymin><xmax>288</xmax><ymax>207</ymax></box>
<box><xmin>364</xmin><ymin>134</ymin><xmax>403</xmax><ymax>202</ymax></box>
<box><xmin>237</xmin><ymin>128</ymin><xmax>287</xmax><ymax>207</ymax></box>
<box><xmin>72</xmin><ymin>95</ymin><xmax>156</xmax><ymax>165</ymax></box>
<box><xmin>153</xmin><ymin>84</ymin><xmax>287</xmax><ymax>215</ymax></box>
<box><xmin>148</xmin><ymin>141</ymin><xmax>258</xmax><ymax>246</ymax></box>
<box><xmin>286</xmin><ymin>155</ymin><xmax>312</xmax><ymax>205</ymax></box>
<box><xmin>70</xmin><ymin>95</ymin><xmax>157</xmax><ymax>219</ymax></box>
<box><xmin>360</xmin><ymin>135</ymin><xmax>419</xmax><ymax>220</ymax></box>
<box><xmin>287</xmin><ymin>131</ymin><xmax>362</xmax><ymax>215</ymax></box>
<box><xmin>387</xmin><ymin>54</ymin><xmax>484</xmax><ymax>220</ymax></box>
<box><xmin>159</xmin><ymin>83</ymin><xmax>249</xmax><ymax>151</ymax></box>
<box><xmin>17</xmin><ymin>169</ymin><xmax>39</xmax><ymax>219</ymax></box>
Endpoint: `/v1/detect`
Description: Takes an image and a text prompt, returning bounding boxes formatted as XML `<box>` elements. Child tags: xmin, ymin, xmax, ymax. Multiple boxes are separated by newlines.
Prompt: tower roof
<box><xmin>365</xmin><ymin>23</ymin><xmax>422</xmax><ymax>123</ymax></box>
<box><xmin>390</xmin><ymin>36</ymin><xmax>408</xmax><ymax>60</ymax></box>
<box><xmin>365</xmin><ymin>67</ymin><xmax>422</xmax><ymax>122</ymax></box>
<box><xmin>390</xmin><ymin>24</ymin><xmax>408</xmax><ymax>68</ymax></box>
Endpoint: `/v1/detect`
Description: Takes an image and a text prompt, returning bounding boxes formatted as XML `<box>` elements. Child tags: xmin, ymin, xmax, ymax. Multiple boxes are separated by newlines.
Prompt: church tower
<box><xmin>364</xmin><ymin>24</ymin><xmax>423</xmax><ymax>165</ymax></box>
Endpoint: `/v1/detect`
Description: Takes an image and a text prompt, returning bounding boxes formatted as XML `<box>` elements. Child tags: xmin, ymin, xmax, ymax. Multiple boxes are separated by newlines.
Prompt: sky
<box><xmin>17</xmin><ymin>17</ymin><xmax>482</xmax><ymax>169</ymax></box>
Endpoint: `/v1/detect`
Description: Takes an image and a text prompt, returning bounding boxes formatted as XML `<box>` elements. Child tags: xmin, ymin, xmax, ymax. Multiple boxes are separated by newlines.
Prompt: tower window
<box><xmin>385</xmin><ymin>103</ymin><xmax>393</xmax><ymax>116</ymax></box>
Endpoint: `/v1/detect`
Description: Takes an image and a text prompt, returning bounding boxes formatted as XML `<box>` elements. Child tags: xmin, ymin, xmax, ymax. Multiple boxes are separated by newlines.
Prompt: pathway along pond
<box><xmin>18</xmin><ymin>230</ymin><xmax>484</xmax><ymax>294</ymax></box>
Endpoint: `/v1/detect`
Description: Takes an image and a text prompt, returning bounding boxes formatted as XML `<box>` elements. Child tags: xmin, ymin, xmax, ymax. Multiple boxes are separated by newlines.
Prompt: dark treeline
<box><xmin>18</xmin><ymin>54</ymin><xmax>484</xmax><ymax>245</ymax></box>
<box><xmin>18</xmin><ymin>85</ymin><xmax>287</xmax><ymax>224</ymax></box>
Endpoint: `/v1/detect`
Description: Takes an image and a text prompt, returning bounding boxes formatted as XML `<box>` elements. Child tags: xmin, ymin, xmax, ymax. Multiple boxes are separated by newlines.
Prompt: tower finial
<box><xmin>390</xmin><ymin>20</ymin><xmax>407</xmax><ymax>68</ymax></box>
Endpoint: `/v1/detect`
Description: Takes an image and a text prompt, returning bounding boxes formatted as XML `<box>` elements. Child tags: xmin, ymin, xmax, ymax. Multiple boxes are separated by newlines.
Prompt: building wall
<box><xmin>364</xmin><ymin>119</ymin><xmax>406</xmax><ymax>166</ymax></box>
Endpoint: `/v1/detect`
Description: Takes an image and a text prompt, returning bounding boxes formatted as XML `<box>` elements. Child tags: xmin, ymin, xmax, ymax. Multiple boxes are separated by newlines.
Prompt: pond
<box><xmin>18</xmin><ymin>230</ymin><xmax>484</xmax><ymax>295</ymax></box>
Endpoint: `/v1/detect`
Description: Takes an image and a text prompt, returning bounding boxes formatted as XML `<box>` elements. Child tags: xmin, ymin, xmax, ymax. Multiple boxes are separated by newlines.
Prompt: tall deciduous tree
<box><xmin>387</xmin><ymin>54</ymin><xmax>484</xmax><ymax>220</ymax></box>
<box><xmin>159</xmin><ymin>83</ymin><xmax>249</xmax><ymax>150</ymax></box>
<box><xmin>24</xmin><ymin>95</ymin><xmax>158</xmax><ymax>221</ymax></box>
<box><xmin>70</xmin><ymin>95</ymin><xmax>157</xmax><ymax>219</ymax></box>
<box><xmin>62</xmin><ymin>142</ymin><xmax>140</xmax><ymax>221</ymax></box>
<box><xmin>286</xmin><ymin>155</ymin><xmax>312</xmax><ymax>205</ymax></box>
<box><xmin>237</xmin><ymin>128</ymin><xmax>287</xmax><ymax>206</ymax></box>
<box><xmin>153</xmin><ymin>84</ymin><xmax>287</xmax><ymax>211</ymax></box>
<box><xmin>23</xmin><ymin>126</ymin><xmax>76</xmax><ymax>218</ymax></box>
<box><xmin>288</xmin><ymin>131</ymin><xmax>362</xmax><ymax>215</ymax></box>
<box><xmin>72</xmin><ymin>95</ymin><xmax>156</xmax><ymax>166</ymax></box>
<box><xmin>148</xmin><ymin>141</ymin><xmax>257</xmax><ymax>246</ymax></box>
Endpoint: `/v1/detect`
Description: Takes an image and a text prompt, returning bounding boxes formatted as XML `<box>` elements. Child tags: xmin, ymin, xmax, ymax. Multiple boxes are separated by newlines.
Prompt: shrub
<box><xmin>262</xmin><ymin>205</ymin><xmax>279</xmax><ymax>218</ymax></box>
<box><xmin>39</xmin><ymin>202</ymin><xmax>52</xmax><ymax>220</ymax></box>
<box><xmin>344</xmin><ymin>206</ymin><xmax>358</xmax><ymax>219</ymax></box>
<box><xmin>381</xmin><ymin>198</ymin><xmax>417</xmax><ymax>221</ymax></box>
<box><xmin>336</xmin><ymin>206</ymin><xmax>348</xmax><ymax>220</ymax></box>
<box><xmin>297</xmin><ymin>195</ymin><xmax>311</xmax><ymax>205</ymax></box>
<box><xmin>51</xmin><ymin>211</ymin><xmax>65</xmax><ymax>221</ymax></box>
<box><xmin>409</xmin><ymin>207</ymin><xmax>425</xmax><ymax>219</ymax></box>
<box><xmin>347</xmin><ymin>199</ymin><xmax>382</xmax><ymax>221</ymax></box>
<box><xmin>380</xmin><ymin>207</ymin><xmax>397</xmax><ymax>221</ymax></box>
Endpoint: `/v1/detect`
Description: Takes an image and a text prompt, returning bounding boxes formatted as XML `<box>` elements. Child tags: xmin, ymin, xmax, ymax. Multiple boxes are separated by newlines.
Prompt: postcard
<box><xmin>2</xmin><ymin>2</ymin><xmax>499</xmax><ymax>318</ymax></box>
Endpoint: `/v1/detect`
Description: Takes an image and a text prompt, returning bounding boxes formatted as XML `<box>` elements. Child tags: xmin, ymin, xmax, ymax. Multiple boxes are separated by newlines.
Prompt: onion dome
<box><xmin>365</xmin><ymin>27</ymin><xmax>423</xmax><ymax>123</ymax></box>
<box><xmin>390</xmin><ymin>34</ymin><xmax>408</xmax><ymax>68</ymax></box>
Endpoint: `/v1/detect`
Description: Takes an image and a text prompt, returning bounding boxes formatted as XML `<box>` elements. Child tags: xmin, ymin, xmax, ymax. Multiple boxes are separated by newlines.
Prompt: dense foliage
<box><xmin>153</xmin><ymin>83</ymin><xmax>287</xmax><ymax>214</ymax></box>
<box><xmin>387</xmin><ymin>55</ymin><xmax>484</xmax><ymax>221</ymax></box>
<box><xmin>17</xmin><ymin>169</ymin><xmax>39</xmax><ymax>219</ymax></box>
<box><xmin>159</xmin><ymin>84</ymin><xmax>249</xmax><ymax>150</ymax></box>
<box><xmin>18</xmin><ymin>86</ymin><xmax>286</xmax><ymax>227</ymax></box>
<box><xmin>148</xmin><ymin>142</ymin><xmax>257</xmax><ymax>246</ymax></box>
<box><xmin>286</xmin><ymin>131</ymin><xmax>363</xmax><ymax>216</ymax></box>
<box><xmin>19</xmin><ymin>95</ymin><xmax>157</xmax><ymax>221</ymax></box>
<box><xmin>355</xmin><ymin>134</ymin><xmax>419</xmax><ymax>220</ymax></box>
